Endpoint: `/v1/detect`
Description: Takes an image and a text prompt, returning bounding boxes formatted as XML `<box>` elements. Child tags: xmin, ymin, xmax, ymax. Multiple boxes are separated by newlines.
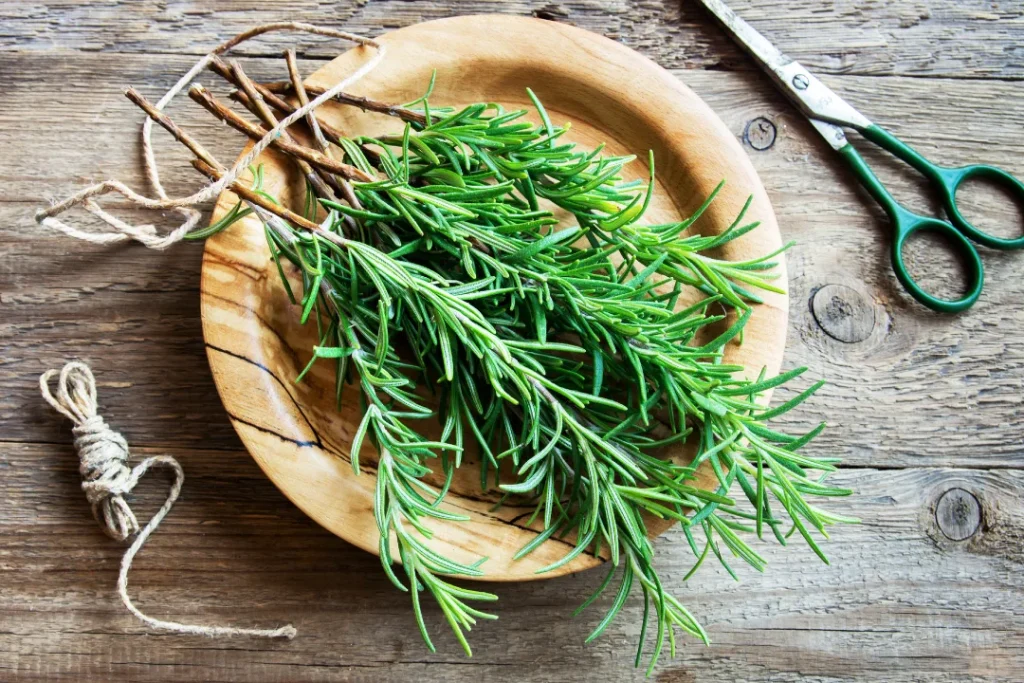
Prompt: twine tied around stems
<box><xmin>40</xmin><ymin>361</ymin><xmax>296</xmax><ymax>639</ymax></box>
<box><xmin>34</xmin><ymin>22</ymin><xmax>385</xmax><ymax>250</ymax></box>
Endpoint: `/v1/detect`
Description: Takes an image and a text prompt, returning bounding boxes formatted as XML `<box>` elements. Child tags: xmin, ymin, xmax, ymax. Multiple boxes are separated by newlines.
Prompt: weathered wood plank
<box><xmin>1</xmin><ymin>0</ymin><xmax>1022</xmax><ymax>79</ymax></box>
<box><xmin>1</xmin><ymin>445</ymin><xmax>1022</xmax><ymax>682</ymax></box>
<box><xmin>2</xmin><ymin>10</ymin><xmax>1023</xmax><ymax>680</ymax></box>
<box><xmin>3</xmin><ymin>53</ymin><xmax>1022</xmax><ymax>467</ymax></box>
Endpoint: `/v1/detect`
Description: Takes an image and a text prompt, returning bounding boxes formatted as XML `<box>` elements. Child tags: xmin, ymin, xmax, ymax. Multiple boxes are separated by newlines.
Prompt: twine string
<box><xmin>35</xmin><ymin>22</ymin><xmax>386</xmax><ymax>250</ymax></box>
<box><xmin>40</xmin><ymin>361</ymin><xmax>296</xmax><ymax>639</ymax></box>
<box><xmin>31</xmin><ymin>22</ymin><xmax>387</xmax><ymax>638</ymax></box>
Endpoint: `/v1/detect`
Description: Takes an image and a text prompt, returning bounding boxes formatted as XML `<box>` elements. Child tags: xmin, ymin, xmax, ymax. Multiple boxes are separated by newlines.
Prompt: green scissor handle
<box><xmin>860</xmin><ymin>124</ymin><xmax>1024</xmax><ymax>251</ymax></box>
<box><xmin>837</xmin><ymin>140</ymin><xmax>984</xmax><ymax>313</ymax></box>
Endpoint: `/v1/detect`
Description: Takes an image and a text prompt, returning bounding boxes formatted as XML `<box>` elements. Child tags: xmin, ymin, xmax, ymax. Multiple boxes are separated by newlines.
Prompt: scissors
<box><xmin>698</xmin><ymin>0</ymin><xmax>1024</xmax><ymax>313</ymax></box>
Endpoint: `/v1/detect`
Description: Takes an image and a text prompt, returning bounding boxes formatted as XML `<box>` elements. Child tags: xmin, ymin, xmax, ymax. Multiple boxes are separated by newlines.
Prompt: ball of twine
<box><xmin>40</xmin><ymin>361</ymin><xmax>296</xmax><ymax>639</ymax></box>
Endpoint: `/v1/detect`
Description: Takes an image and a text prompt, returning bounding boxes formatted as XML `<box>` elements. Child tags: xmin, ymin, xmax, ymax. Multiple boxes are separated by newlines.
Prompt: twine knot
<box><xmin>41</xmin><ymin>363</ymin><xmax>151</xmax><ymax>541</ymax></box>
<box><xmin>40</xmin><ymin>361</ymin><xmax>296</xmax><ymax>640</ymax></box>
<box><xmin>75</xmin><ymin>413</ymin><xmax>138</xmax><ymax>541</ymax></box>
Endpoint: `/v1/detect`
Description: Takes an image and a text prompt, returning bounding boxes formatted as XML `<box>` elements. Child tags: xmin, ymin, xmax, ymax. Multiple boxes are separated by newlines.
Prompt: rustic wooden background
<box><xmin>2</xmin><ymin>1</ymin><xmax>1023</xmax><ymax>681</ymax></box>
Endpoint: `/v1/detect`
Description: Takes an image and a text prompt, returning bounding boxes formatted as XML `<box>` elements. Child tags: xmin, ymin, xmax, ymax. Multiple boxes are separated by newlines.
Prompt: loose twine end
<box><xmin>40</xmin><ymin>361</ymin><xmax>296</xmax><ymax>640</ymax></box>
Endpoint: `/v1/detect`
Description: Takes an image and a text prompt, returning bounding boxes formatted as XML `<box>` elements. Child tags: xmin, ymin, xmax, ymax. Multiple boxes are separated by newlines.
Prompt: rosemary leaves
<box><xmin>127</xmin><ymin>59</ymin><xmax>853</xmax><ymax>674</ymax></box>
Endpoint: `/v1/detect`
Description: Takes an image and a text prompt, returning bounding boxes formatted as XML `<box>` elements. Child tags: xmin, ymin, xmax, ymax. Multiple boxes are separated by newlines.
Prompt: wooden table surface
<box><xmin>2</xmin><ymin>1</ymin><xmax>1022</xmax><ymax>681</ymax></box>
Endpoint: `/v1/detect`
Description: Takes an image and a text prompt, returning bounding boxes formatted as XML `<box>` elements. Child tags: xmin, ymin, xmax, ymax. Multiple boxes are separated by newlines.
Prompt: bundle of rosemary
<box><xmin>125</xmin><ymin>55</ymin><xmax>853</xmax><ymax>674</ymax></box>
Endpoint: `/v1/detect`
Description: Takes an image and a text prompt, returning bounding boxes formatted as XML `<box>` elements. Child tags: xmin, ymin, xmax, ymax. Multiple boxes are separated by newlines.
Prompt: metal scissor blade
<box><xmin>698</xmin><ymin>0</ymin><xmax>872</xmax><ymax>131</ymax></box>
<box><xmin>809</xmin><ymin>118</ymin><xmax>851</xmax><ymax>152</ymax></box>
<box><xmin>699</xmin><ymin>0</ymin><xmax>792</xmax><ymax>76</ymax></box>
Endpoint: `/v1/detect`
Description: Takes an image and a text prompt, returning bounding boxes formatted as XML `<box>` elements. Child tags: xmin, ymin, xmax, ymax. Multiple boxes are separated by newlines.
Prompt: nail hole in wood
<box><xmin>743</xmin><ymin>116</ymin><xmax>777</xmax><ymax>151</ymax></box>
<box><xmin>935</xmin><ymin>488</ymin><xmax>982</xmax><ymax>541</ymax></box>
<box><xmin>810</xmin><ymin>284</ymin><xmax>875</xmax><ymax>343</ymax></box>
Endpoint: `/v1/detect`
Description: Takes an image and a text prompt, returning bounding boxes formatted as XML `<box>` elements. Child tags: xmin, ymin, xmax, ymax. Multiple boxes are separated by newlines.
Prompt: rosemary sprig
<box><xmin>136</xmin><ymin>73</ymin><xmax>853</xmax><ymax>673</ymax></box>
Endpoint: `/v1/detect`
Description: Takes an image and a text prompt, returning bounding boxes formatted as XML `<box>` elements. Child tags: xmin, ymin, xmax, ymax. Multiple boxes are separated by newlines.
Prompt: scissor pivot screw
<box><xmin>792</xmin><ymin>74</ymin><xmax>809</xmax><ymax>90</ymax></box>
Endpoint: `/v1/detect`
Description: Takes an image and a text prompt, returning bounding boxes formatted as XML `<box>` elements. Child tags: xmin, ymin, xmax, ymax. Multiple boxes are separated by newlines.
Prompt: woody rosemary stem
<box><xmin>208</xmin><ymin>54</ymin><xmax>364</xmax><ymax>205</ymax></box>
<box><xmin>284</xmin><ymin>50</ymin><xmax>332</xmax><ymax>154</ymax></box>
<box><xmin>229</xmin><ymin>59</ymin><xmax>340</xmax><ymax>201</ymax></box>
<box><xmin>190</xmin><ymin>159</ymin><xmax>326</xmax><ymax>234</ymax></box>
<box><xmin>187</xmin><ymin>85</ymin><xmax>374</xmax><ymax>182</ymax></box>
<box><xmin>259</xmin><ymin>79</ymin><xmax>427</xmax><ymax>125</ymax></box>
<box><xmin>226</xmin><ymin>58</ymin><xmax>363</xmax><ymax>235</ymax></box>
<box><xmin>124</xmin><ymin>87</ymin><xmax>323</xmax><ymax>235</ymax></box>
<box><xmin>208</xmin><ymin>56</ymin><xmax>319</xmax><ymax>127</ymax></box>
<box><xmin>209</xmin><ymin>57</ymin><xmax>383</xmax><ymax>171</ymax></box>
<box><xmin>283</xmin><ymin>49</ymin><xmax>365</xmax><ymax>213</ymax></box>
<box><xmin>124</xmin><ymin>88</ymin><xmax>222</xmax><ymax>171</ymax></box>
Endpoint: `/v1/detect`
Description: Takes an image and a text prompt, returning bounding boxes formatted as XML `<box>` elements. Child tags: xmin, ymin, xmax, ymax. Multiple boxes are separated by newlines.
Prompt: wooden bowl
<box><xmin>201</xmin><ymin>15</ymin><xmax>787</xmax><ymax>581</ymax></box>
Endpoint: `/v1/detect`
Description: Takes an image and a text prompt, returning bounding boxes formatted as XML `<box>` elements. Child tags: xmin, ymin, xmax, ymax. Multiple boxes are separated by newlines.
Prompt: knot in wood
<box><xmin>811</xmin><ymin>284</ymin><xmax>875</xmax><ymax>343</ymax></box>
<box><xmin>935</xmin><ymin>488</ymin><xmax>982</xmax><ymax>541</ymax></box>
